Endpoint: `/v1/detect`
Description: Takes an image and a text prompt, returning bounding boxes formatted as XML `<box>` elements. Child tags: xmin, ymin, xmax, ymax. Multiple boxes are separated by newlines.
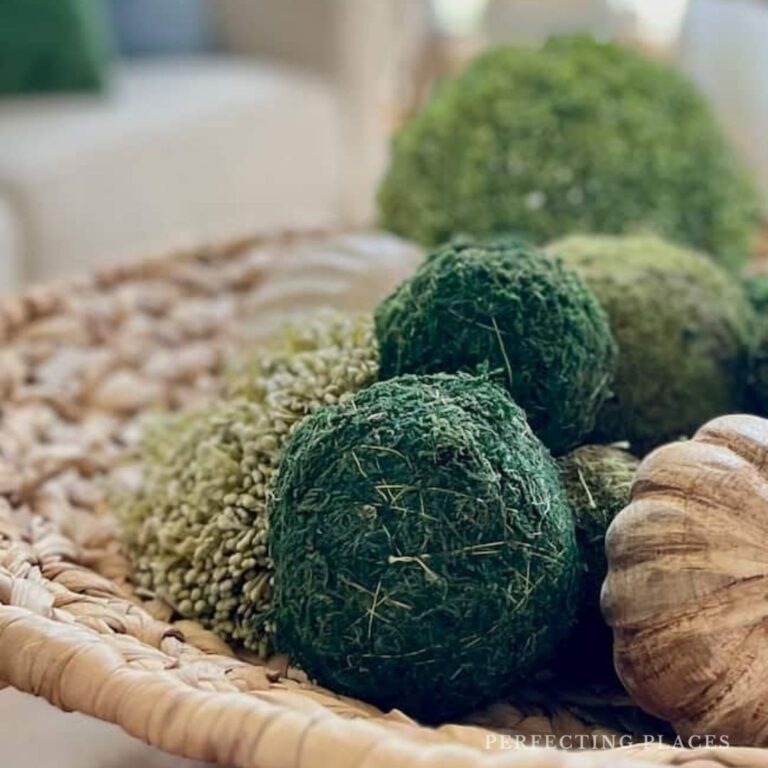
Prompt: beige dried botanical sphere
<box><xmin>602</xmin><ymin>414</ymin><xmax>768</xmax><ymax>745</ymax></box>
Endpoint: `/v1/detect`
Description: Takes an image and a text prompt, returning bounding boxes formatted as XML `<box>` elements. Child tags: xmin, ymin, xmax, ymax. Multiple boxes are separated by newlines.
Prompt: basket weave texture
<box><xmin>0</xmin><ymin>230</ymin><xmax>766</xmax><ymax>768</ymax></box>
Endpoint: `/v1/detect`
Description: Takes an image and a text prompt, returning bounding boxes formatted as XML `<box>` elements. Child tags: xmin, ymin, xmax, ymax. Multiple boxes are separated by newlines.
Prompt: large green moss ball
<box><xmin>374</xmin><ymin>238</ymin><xmax>616</xmax><ymax>455</ymax></box>
<box><xmin>557</xmin><ymin>445</ymin><xmax>638</xmax><ymax>681</ymax></box>
<box><xmin>550</xmin><ymin>235</ymin><xmax>755</xmax><ymax>452</ymax></box>
<box><xmin>378</xmin><ymin>36</ymin><xmax>759</xmax><ymax>271</ymax></box>
<box><xmin>270</xmin><ymin>373</ymin><xmax>580</xmax><ymax>720</ymax></box>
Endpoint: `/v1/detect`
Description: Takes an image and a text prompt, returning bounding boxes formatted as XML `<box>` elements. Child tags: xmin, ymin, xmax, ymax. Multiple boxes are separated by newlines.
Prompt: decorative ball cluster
<box><xmin>115</xmin><ymin>312</ymin><xmax>378</xmax><ymax>654</ymax></box>
<box><xmin>378</xmin><ymin>36</ymin><xmax>759</xmax><ymax>271</ymax></box>
<box><xmin>550</xmin><ymin>235</ymin><xmax>756</xmax><ymax>452</ymax></box>
<box><xmin>557</xmin><ymin>444</ymin><xmax>638</xmax><ymax>681</ymax></box>
<box><xmin>270</xmin><ymin>373</ymin><xmax>580</xmax><ymax>720</ymax></box>
<box><xmin>112</xmin><ymin>30</ymin><xmax>766</xmax><ymax>725</ymax></box>
<box><xmin>375</xmin><ymin>238</ymin><xmax>617</xmax><ymax>455</ymax></box>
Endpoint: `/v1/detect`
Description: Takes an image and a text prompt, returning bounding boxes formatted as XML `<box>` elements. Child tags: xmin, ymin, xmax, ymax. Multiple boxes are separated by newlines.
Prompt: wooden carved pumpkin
<box><xmin>602</xmin><ymin>413</ymin><xmax>768</xmax><ymax>745</ymax></box>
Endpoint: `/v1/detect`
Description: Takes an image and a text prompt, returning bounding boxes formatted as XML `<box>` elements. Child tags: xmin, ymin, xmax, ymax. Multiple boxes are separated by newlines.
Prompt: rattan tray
<box><xmin>0</xmin><ymin>230</ymin><xmax>764</xmax><ymax>768</ymax></box>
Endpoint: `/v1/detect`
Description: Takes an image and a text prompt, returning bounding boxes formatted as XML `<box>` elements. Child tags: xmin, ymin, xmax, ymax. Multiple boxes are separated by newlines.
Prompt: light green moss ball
<box><xmin>379</xmin><ymin>36</ymin><xmax>759</xmax><ymax>271</ymax></box>
<box><xmin>550</xmin><ymin>235</ymin><xmax>755</xmax><ymax>451</ymax></box>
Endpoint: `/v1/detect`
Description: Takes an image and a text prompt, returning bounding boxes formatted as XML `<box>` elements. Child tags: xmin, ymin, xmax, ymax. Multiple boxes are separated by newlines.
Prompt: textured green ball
<box><xmin>559</xmin><ymin>445</ymin><xmax>637</xmax><ymax>606</ymax></box>
<box><xmin>550</xmin><ymin>235</ymin><xmax>755</xmax><ymax>452</ymax></box>
<box><xmin>378</xmin><ymin>36</ymin><xmax>759</xmax><ymax>271</ymax></box>
<box><xmin>744</xmin><ymin>274</ymin><xmax>768</xmax><ymax>316</ymax></box>
<box><xmin>374</xmin><ymin>238</ymin><xmax>617</xmax><ymax>455</ymax></box>
<box><xmin>744</xmin><ymin>274</ymin><xmax>768</xmax><ymax>415</ymax></box>
<box><xmin>271</xmin><ymin>373</ymin><xmax>580</xmax><ymax>720</ymax></box>
<box><xmin>557</xmin><ymin>445</ymin><xmax>638</xmax><ymax>682</ymax></box>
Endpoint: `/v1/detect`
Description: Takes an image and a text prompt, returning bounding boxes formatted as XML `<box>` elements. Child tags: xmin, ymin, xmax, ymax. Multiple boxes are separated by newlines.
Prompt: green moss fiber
<box><xmin>744</xmin><ymin>275</ymin><xmax>768</xmax><ymax>414</ymax></box>
<box><xmin>114</xmin><ymin>312</ymin><xmax>378</xmax><ymax>654</ymax></box>
<box><xmin>270</xmin><ymin>373</ymin><xmax>580</xmax><ymax>721</ymax></box>
<box><xmin>378</xmin><ymin>36</ymin><xmax>759</xmax><ymax>271</ymax></box>
<box><xmin>744</xmin><ymin>274</ymin><xmax>768</xmax><ymax>316</ymax></box>
<box><xmin>374</xmin><ymin>238</ymin><xmax>617</xmax><ymax>455</ymax></box>
<box><xmin>550</xmin><ymin>235</ymin><xmax>756</xmax><ymax>452</ymax></box>
<box><xmin>557</xmin><ymin>445</ymin><xmax>638</xmax><ymax>681</ymax></box>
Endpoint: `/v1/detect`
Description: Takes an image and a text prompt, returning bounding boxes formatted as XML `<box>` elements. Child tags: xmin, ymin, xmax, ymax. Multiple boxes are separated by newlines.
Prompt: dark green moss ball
<box><xmin>270</xmin><ymin>373</ymin><xmax>580</xmax><ymax>721</ymax></box>
<box><xmin>374</xmin><ymin>239</ymin><xmax>617</xmax><ymax>455</ymax></box>
<box><xmin>550</xmin><ymin>235</ymin><xmax>756</xmax><ymax>452</ymax></box>
<box><xmin>378</xmin><ymin>36</ymin><xmax>759</xmax><ymax>271</ymax></box>
<box><xmin>744</xmin><ymin>274</ymin><xmax>768</xmax><ymax>414</ymax></box>
<box><xmin>559</xmin><ymin>445</ymin><xmax>637</xmax><ymax>605</ymax></box>
<box><xmin>744</xmin><ymin>274</ymin><xmax>768</xmax><ymax>316</ymax></box>
<box><xmin>557</xmin><ymin>445</ymin><xmax>638</xmax><ymax>682</ymax></box>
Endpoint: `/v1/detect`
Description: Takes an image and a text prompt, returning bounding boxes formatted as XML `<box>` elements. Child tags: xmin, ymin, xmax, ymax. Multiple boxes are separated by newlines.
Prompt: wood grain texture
<box><xmin>603</xmin><ymin>414</ymin><xmax>768</xmax><ymax>746</ymax></box>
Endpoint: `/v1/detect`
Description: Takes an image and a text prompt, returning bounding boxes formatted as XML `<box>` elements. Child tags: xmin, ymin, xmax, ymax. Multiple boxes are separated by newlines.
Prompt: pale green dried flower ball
<box><xmin>115</xmin><ymin>312</ymin><xmax>378</xmax><ymax>653</ymax></box>
<box><xmin>226</xmin><ymin>310</ymin><xmax>377</xmax><ymax>403</ymax></box>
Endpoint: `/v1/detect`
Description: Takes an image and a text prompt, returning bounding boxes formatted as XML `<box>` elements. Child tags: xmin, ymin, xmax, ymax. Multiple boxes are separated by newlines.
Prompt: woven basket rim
<box><xmin>0</xmin><ymin>227</ymin><xmax>347</xmax><ymax>343</ymax></box>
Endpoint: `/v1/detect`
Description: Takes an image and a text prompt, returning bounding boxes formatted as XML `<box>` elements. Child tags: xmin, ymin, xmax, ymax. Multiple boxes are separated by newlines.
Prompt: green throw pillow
<box><xmin>0</xmin><ymin>0</ymin><xmax>111</xmax><ymax>95</ymax></box>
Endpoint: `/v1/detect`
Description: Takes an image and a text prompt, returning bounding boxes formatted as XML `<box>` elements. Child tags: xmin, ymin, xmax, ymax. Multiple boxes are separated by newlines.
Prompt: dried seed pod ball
<box><xmin>374</xmin><ymin>238</ymin><xmax>617</xmax><ymax>455</ymax></box>
<box><xmin>271</xmin><ymin>373</ymin><xmax>580</xmax><ymax>720</ymax></box>
<box><xmin>550</xmin><ymin>235</ymin><xmax>756</xmax><ymax>453</ymax></box>
<box><xmin>556</xmin><ymin>444</ymin><xmax>638</xmax><ymax>681</ymax></box>
<box><xmin>225</xmin><ymin>310</ymin><xmax>377</xmax><ymax>403</ymax></box>
<box><xmin>115</xmin><ymin>399</ymin><xmax>275</xmax><ymax>654</ymax></box>
<box><xmin>378</xmin><ymin>35</ymin><xmax>759</xmax><ymax>271</ymax></box>
<box><xmin>115</xmin><ymin>312</ymin><xmax>378</xmax><ymax>654</ymax></box>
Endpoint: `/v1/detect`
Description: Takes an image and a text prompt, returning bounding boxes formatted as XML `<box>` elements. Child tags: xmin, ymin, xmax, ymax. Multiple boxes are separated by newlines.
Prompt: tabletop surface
<box><xmin>0</xmin><ymin>688</ymin><xmax>211</xmax><ymax>768</ymax></box>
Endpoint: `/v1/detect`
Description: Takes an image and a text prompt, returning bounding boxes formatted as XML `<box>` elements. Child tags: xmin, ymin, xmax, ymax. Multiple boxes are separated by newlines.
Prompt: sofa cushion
<box><xmin>108</xmin><ymin>0</ymin><xmax>215</xmax><ymax>56</ymax></box>
<box><xmin>0</xmin><ymin>57</ymin><xmax>342</xmax><ymax>283</ymax></box>
<box><xmin>0</xmin><ymin>0</ymin><xmax>111</xmax><ymax>95</ymax></box>
<box><xmin>0</xmin><ymin>195</ymin><xmax>22</xmax><ymax>294</ymax></box>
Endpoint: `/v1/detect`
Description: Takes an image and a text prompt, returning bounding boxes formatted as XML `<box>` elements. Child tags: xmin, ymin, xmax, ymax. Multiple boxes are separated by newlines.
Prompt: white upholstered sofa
<box><xmin>677</xmin><ymin>0</ymin><xmax>768</xmax><ymax>207</ymax></box>
<box><xmin>0</xmin><ymin>0</ymin><xmax>418</xmax><ymax>292</ymax></box>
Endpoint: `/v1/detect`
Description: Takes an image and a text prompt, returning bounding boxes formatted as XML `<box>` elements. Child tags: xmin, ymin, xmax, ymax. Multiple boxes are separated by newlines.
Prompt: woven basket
<box><xmin>0</xmin><ymin>229</ymin><xmax>765</xmax><ymax>768</ymax></box>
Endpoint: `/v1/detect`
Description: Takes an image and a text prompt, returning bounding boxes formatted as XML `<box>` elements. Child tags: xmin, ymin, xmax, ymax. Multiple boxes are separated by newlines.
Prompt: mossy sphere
<box><xmin>374</xmin><ymin>238</ymin><xmax>617</xmax><ymax>455</ymax></box>
<box><xmin>744</xmin><ymin>274</ymin><xmax>768</xmax><ymax>415</ymax></box>
<box><xmin>550</xmin><ymin>235</ymin><xmax>755</xmax><ymax>452</ymax></box>
<box><xmin>744</xmin><ymin>274</ymin><xmax>768</xmax><ymax>316</ymax></box>
<box><xmin>557</xmin><ymin>445</ymin><xmax>638</xmax><ymax>681</ymax></box>
<box><xmin>270</xmin><ymin>373</ymin><xmax>580</xmax><ymax>721</ymax></box>
<box><xmin>378</xmin><ymin>36</ymin><xmax>759</xmax><ymax>271</ymax></box>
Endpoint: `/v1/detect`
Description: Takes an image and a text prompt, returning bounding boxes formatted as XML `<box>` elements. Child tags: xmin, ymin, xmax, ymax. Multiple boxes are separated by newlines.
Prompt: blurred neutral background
<box><xmin>0</xmin><ymin>0</ymin><xmax>767</xmax><ymax>295</ymax></box>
